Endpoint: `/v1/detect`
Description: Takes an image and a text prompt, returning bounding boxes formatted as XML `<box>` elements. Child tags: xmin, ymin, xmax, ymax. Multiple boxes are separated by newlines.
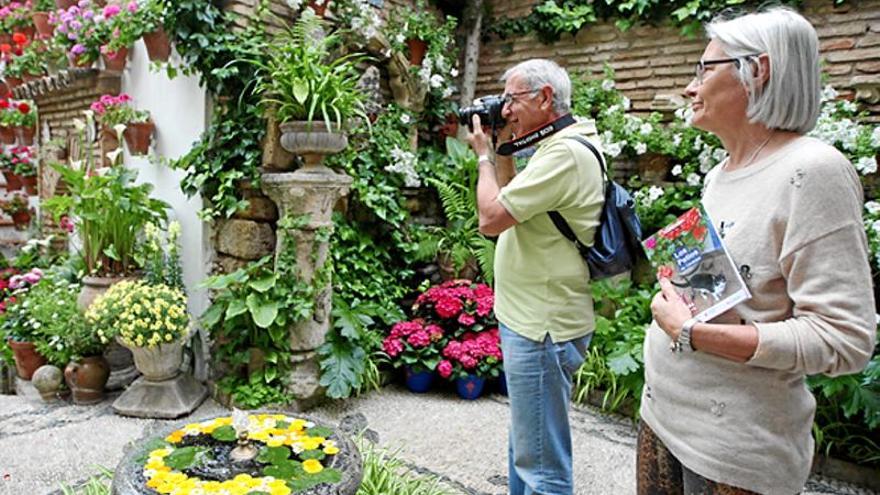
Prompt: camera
<box><xmin>458</xmin><ymin>95</ymin><xmax>506</xmax><ymax>132</ymax></box>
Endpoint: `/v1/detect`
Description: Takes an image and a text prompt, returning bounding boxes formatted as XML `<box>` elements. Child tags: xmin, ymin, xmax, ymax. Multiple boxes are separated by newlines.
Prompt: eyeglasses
<box><xmin>694</xmin><ymin>54</ymin><xmax>760</xmax><ymax>84</ymax></box>
<box><xmin>502</xmin><ymin>89</ymin><xmax>539</xmax><ymax>107</ymax></box>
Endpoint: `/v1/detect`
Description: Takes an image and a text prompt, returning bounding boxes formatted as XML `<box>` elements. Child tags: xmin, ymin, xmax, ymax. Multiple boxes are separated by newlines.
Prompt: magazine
<box><xmin>642</xmin><ymin>205</ymin><xmax>751</xmax><ymax>322</ymax></box>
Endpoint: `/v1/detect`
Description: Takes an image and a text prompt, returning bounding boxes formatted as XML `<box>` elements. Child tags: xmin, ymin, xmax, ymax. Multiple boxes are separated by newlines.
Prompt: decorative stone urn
<box><xmin>262</xmin><ymin>121</ymin><xmax>353</xmax><ymax>410</ymax></box>
<box><xmin>112</xmin><ymin>338</ymin><xmax>207</xmax><ymax>419</ymax></box>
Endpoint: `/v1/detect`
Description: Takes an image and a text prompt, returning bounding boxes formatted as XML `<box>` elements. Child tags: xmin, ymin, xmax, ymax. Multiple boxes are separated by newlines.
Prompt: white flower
<box><xmin>601</xmin><ymin>79</ymin><xmax>615</xmax><ymax>91</ymax></box>
<box><xmin>73</xmin><ymin>118</ymin><xmax>86</xmax><ymax>131</ymax></box>
<box><xmin>855</xmin><ymin>156</ymin><xmax>878</xmax><ymax>175</ymax></box>
<box><xmin>872</xmin><ymin>219</ymin><xmax>880</xmax><ymax>233</ymax></box>
<box><xmin>865</xmin><ymin>201</ymin><xmax>880</xmax><ymax>215</ymax></box>
<box><xmin>430</xmin><ymin>74</ymin><xmax>444</xmax><ymax>89</ymax></box>
<box><xmin>622</xmin><ymin>96</ymin><xmax>631</xmax><ymax>110</ymax></box>
<box><xmin>648</xmin><ymin>186</ymin><xmax>665</xmax><ymax>201</ymax></box>
<box><xmin>442</xmin><ymin>86</ymin><xmax>455</xmax><ymax>99</ymax></box>
<box><xmin>285</xmin><ymin>0</ymin><xmax>303</xmax><ymax>8</ymax></box>
<box><xmin>872</xmin><ymin>127</ymin><xmax>880</xmax><ymax>148</ymax></box>
<box><xmin>400</xmin><ymin>114</ymin><xmax>411</xmax><ymax>125</ymax></box>
<box><xmin>113</xmin><ymin>123</ymin><xmax>127</xmax><ymax>139</ymax></box>
<box><xmin>672</xmin><ymin>134</ymin><xmax>682</xmax><ymax>148</ymax></box>
<box><xmin>686</xmin><ymin>173</ymin><xmax>702</xmax><ymax>187</ymax></box>
<box><xmin>634</xmin><ymin>142</ymin><xmax>647</xmax><ymax>155</ymax></box>
<box><xmin>450</xmin><ymin>68</ymin><xmax>459</xmax><ymax>78</ymax></box>
<box><xmin>394</xmin><ymin>33</ymin><xmax>405</xmax><ymax>44</ymax></box>
<box><xmin>604</xmin><ymin>142</ymin><xmax>622</xmax><ymax>158</ymax></box>
<box><xmin>106</xmin><ymin>148</ymin><xmax>123</xmax><ymax>164</ymax></box>
<box><xmin>821</xmin><ymin>85</ymin><xmax>838</xmax><ymax>102</ymax></box>
<box><xmin>671</xmin><ymin>165</ymin><xmax>683</xmax><ymax>177</ymax></box>
<box><xmin>639</xmin><ymin>123</ymin><xmax>653</xmax><ymax>136</ymax></box>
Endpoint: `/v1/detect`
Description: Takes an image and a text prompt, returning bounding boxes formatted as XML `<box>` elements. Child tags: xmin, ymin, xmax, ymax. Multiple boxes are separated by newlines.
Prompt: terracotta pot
<box><xmin>19</xmin><ymin>26</ymin><xmax>35</xmax><ymax>40</ymax></box>
<box><xmin>55</xmin><ymin>0</ymin><xmax>78</xmax><ymax>9</ymax></box>
<box><xmin>77</xmin><ymin>275</ymin><xmax>131</xmax><ymax>311</ymax></box>
<box><xmin>15</xmin><ymin>125</ymin><xmax>34</xmax><ymax>145</ymax></box>
<box><xmin>122</xmin><ymin>338</ymin><xmax>184</xmax><ymax>381</ymax></box>
<box><xmin>101</xmin><ymin>46</ymin><xmax>128</xmax><ymax>71</ymax></box>
<box><xmin>123</xmin><ymin>121</ymin><xmax>154</xmax><ymax>155</ymax></box>
<box><xmin>0</xmin><ymin>126</ymin><xmax>15</xmax><ymax>145</ymax></box>
<box><xmin>64</xmin><ymin>355</ymin><xmax>110</xmax><ymax>405</ymax></box>
<box><xmin>306</xmin><ymin>0</ymin><xmax>327</xmax><ymax>16</ymax></box>
<box><xmin>0</xmin><ymin>33</ymin><xmax>10</xmax><ymax>45</ymax></box>
<box><xmin>406</xmin><ymin>38</ymin><xmax>427</xmax><ymax>66</ymax></box>
<box><xmin>5</xmin><ymin>76</ymin><xmax>22</xmax><ymax>89</ymax></box>
<box><xmin>31</xmin><ymin>12</ymin><xmax>53</xmax><ymax>38</ymax></box>
<box><xmin>21</xmin><ymin>73</ymin><xmax>40</xmax><ymax>83</ymax></box>
<box><xmin>7</xmin><ymin>339</ymin><xmax>47</xmax><ymax>380</ymax></box>
<box><xmin>3</xmin><ymin>170</ymin><xmax>22</xmax><ymax>191</ymax></box>
<box><xmin>21</xmin><ymin>175</ymin><xmax>36</xmax><ymax>195</ymax></box>
<box><xmin>11</xmin><ymin>209</ymin><xmax>30</xmax><ymax>230</ymax></box>
<box><xmin>142</xmin><ymin>28</ymin><xmax>171</xmax><ymax>62</ymax></box>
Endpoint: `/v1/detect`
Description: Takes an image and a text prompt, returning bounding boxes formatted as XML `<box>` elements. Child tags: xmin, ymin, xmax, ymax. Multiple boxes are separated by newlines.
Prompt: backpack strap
<box><xmin>548</xmin><ymin>135</ymin><xmax>607</xmax><ymax>249</ymax></box>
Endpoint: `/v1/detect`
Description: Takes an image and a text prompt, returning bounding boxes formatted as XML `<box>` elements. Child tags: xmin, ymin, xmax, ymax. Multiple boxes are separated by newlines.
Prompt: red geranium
<box><xmin>17</xmin><ymin>102</ymin><xmax>29</xmax><ymax>114</ymax></box>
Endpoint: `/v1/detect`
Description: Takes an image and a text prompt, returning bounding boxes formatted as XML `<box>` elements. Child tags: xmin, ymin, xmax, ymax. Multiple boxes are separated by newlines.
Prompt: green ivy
<box><xmin>486</xmin><ymin>0</ymin><xmax>822</xmax><ymax>43</ymax></box>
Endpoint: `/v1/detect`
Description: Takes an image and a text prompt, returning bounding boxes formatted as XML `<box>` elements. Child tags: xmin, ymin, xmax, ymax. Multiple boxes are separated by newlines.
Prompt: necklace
<box><xmin>724</xmin><ymin>133</ymin><xmax>773</xmax><ymax>171</ymax></box>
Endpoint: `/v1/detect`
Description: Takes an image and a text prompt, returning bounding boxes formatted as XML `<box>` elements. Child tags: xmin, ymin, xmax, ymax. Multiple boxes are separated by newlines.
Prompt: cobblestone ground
<box><xmin>0</xmin><ymin>385</ymin><xmax>875</xmax><ymax>495</ymax></box>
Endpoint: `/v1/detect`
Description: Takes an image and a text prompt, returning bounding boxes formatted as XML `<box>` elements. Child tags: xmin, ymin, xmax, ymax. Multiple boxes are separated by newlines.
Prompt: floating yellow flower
<box><xmin>302</xmin><ymin>459</ymin><xmax>324</xmax><ymax>474</ymax></box>
<box><xmin>323</xmin><ymin>445</ymin><xmax>340</xmax><ymax>455</ymax></box>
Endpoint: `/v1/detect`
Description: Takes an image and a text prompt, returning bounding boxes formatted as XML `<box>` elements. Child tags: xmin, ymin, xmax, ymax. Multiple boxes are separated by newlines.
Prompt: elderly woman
<box><xmin>640</xmin><ymin>7</ymin><xmax>876</xmax><ymax>495</ymax></box>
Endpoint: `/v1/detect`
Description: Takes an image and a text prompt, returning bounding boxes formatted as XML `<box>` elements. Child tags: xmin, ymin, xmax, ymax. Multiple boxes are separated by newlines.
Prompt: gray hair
<box><xmin>501</xmin><ymin>59</ymin><xmax>571</xmax><ymax>114</ymax></box>
<box><xmin>707</xmin><ymin>7</ymin><xmax>820</xmax><ymax>134</ymax></box>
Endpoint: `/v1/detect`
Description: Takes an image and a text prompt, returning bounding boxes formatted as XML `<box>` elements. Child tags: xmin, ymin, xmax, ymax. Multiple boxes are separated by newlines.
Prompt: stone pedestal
<box><xmin>262</xmin><ymin>163</ymin><xmax>352</xmax><ymax>409</ymax></box>
<box><xmin>112</xmin><ymin>374</ymin><xmax>207</xmax><ymax>419</ymax></box>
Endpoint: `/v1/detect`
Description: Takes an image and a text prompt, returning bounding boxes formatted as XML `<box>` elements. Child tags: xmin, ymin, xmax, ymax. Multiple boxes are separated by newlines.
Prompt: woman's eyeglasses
<box><xmin>694</xmin><ymin>54</ymin><xmax>760</xmax><ymax>84</ymax></box>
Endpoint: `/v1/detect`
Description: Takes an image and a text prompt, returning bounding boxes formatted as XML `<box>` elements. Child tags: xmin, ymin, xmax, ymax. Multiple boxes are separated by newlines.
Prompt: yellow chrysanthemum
<box><xmin>323</xmin><ymin>446</ymin><xmax>340</xmax><ymax>455</ymax></box>
<box><xmin>302</xmin><ymin>459</ymin><xmax>323</xmax><ymax>474</ymax></box>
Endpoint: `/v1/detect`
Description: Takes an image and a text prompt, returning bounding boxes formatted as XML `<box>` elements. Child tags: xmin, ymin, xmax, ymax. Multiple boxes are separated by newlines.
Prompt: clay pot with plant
<box><xmin>0</xmin><ymin>193</ymin><xmax>32</xmax><ymax>230</ymax></box>
<box><xmin>91</xmin><ymin>93</ymin><xmax>154</xmax><ymax>157</ymax></box>
<box><xmin>31</xmin><ymin>0</ymin><xmax>56</xmax><ymax>37</ymax></box>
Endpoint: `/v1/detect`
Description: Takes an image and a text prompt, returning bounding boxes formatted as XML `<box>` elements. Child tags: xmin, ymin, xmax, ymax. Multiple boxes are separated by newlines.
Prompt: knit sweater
<box><xmin>640</xmin><ymin>136</ymin><xmax>876</xmax><ymax>495</ymax></box>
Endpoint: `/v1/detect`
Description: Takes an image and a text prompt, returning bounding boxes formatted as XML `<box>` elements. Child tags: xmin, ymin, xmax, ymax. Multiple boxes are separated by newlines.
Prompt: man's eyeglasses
<box><xmin>502</xmin><ymin>89</ymin><xmax>539</xmax><ymax>106</ymax></box>
<box><xmin>694</xmin><ymin>54</ymin><xmax>760</xmax><ymax>84</ymax></box>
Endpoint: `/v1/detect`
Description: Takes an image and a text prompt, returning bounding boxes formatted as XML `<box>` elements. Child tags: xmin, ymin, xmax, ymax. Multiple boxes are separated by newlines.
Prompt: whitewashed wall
<box><xmin>121</xmin><ymin>40</ymin><xmax>211</xmax><ymax>318</ymax></box>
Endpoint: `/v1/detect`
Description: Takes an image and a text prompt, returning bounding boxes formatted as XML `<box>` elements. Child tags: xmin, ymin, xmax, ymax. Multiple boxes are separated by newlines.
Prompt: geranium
<box><xmin>0</xmin><ymin>192</ymin><xmax>29</xmax><ymax>216</ymax></box>
<box><xmin>90</xmin><ymin>92</ymin><xmax>149</xmax><ymax>128</ymax></box>
<box><xmin>0</xmin><ymin>2</ymin><xmax>33</xmax><ymax>33</ymax></box>
<box><xmin>8</xmin><ymin>145</ymin><xmax>35</xmax><ymax>176</ymax></box>
<box><xmin>0</xmin><ymin>99</ymin><xmax>36</xmax><ymax>127</ymax></box>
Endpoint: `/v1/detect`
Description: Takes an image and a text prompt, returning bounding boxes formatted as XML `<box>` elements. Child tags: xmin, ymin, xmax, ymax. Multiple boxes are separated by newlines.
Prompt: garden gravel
<box><xmin>0</xmin><ymin>384</ymin><xmax>875</xmax><ymax>495</ymax></box>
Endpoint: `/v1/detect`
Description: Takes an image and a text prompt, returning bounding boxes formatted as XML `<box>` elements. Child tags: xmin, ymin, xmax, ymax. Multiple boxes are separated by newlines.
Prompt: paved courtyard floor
<box><xmin>0</xmin><ymin>383</ymin><xmax>875</xmax><ymax>495</ymax></box>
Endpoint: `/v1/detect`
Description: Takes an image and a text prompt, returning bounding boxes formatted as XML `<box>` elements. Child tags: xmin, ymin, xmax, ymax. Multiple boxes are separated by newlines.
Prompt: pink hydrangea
<box><xmin>437</xmin><ymin>360</ymin><xmax>453</xmax><ymax>378</ymax></box>
<box><xmin>457</xmin><ymin>312</ymin><xmax>475</xmax><ymax>326</ymax></box>
<box><xmin>407</xmin><ymin>330</ymin><xmax>430</xmax><ymax>348</ymax></box>
<box><xmin>382</xmin><ymin>337</ymin><xmax>403</xmax><ymax>357</ymax></box>
<box><xmin>434</xmin><ymin>296</ymin><xmax>462</xmax><ymax>319</ymax></box>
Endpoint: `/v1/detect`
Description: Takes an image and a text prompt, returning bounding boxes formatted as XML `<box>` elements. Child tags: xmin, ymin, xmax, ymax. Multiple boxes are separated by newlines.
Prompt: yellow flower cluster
<box><xmin>86</xmin><ymin>280</ymin><xmax>189</xmax><ymax>348</ymax></box>
<box><xmin>147</xmin><ymin>414</ymin><xmax>339</xmax><ymax>495</ymax></box>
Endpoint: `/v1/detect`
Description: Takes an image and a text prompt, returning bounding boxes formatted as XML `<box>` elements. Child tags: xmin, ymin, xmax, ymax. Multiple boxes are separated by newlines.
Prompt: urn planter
<box><xmin>278</xmin><ymin>120</ymin><xmax>347</xmax><ymax>173</ymax></box>
<box><xmin>64</xmin><ymin>355</ymin><xmax>110</xmax><ymax>404</ymax></box>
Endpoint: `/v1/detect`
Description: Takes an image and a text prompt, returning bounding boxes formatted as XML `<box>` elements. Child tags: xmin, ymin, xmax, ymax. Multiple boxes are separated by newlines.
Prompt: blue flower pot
<box><xmin>455</xmin><ymin>374</ymin><xmax>485</xmax><ymax>400</ymax></box>
<box><xmin>497</xmin><ymin>371</ymin><xmax>508</xmax><ymax>396</ymax></box>
<box><xmin>404</xmin><ymin>366</ymin><xmax>434</xmax><ymax>393</ymax></box>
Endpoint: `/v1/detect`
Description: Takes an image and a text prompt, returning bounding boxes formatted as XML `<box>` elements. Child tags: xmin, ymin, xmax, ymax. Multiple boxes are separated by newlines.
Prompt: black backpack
<box><xmin>548</xmin><ymin>135</ymin><xmax>645</xmax><ymax>280</ymax></box>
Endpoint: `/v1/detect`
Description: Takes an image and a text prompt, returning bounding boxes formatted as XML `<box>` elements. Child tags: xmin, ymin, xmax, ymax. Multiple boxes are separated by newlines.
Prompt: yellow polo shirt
<box><xmin>494</xmin><ymin>120</ymin><xmax>604</xmax><ymax>342</ymax></box>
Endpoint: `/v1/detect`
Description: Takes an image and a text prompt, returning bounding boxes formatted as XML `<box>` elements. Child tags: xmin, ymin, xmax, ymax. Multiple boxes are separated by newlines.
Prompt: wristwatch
<box><xmin>670</xmin><ymin>317</ymin><xmax>698</xmax><ymax>353</ymax></box>
<box><xmin>477</xmin><ymin>154</ymin><xmax>492</xmax><ymax>164</ymax></box>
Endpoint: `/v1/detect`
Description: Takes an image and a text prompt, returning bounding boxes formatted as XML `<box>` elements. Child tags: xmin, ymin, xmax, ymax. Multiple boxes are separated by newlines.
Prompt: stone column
<box><xmin>261</xmin><ymin>165</ymin><xmax>352</xmax><ymax>410</ymax></box>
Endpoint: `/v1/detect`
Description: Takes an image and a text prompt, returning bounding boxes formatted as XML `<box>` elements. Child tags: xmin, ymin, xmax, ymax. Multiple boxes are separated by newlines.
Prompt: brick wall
<box><xmin>479</xmin><ymin>0</ymin><xmax>880</xmax><ymax>119</ymax></box>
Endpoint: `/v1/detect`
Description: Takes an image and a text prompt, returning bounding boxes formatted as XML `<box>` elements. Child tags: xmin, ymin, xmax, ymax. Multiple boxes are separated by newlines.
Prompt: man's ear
<box><xmin>540</xmin><ymin>85</ymin><xmax>554</xmax><ymax>111</ymax></box>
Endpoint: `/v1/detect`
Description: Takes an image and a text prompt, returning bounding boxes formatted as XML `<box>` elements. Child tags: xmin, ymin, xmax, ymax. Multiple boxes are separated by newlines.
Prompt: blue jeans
<box><xmin>500</xmin><ymin>323</ymin><xmax>592</xmax><ymax>495</ymax></box>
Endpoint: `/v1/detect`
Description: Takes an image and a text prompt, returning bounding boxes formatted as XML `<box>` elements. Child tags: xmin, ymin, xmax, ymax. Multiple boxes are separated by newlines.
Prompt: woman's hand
<box><xmin>650</xmin><ymin>278</ymin><xmax>695</xmax><ymax>340</ymax></box>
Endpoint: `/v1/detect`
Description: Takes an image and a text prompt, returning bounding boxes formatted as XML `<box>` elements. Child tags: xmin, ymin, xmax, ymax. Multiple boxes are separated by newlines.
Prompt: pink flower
<box><xmin>426</xmin><ymin>324</ymin><xmax>444</xmax><ymax>341</ymax></box>
<box><xmin>458</xmin><ymin>312</ymin><xmax>476</xmax><ymax>326</ymax></box>
<box><xmin>442</xmin><ymin>341</ymin><xmax>463</xmax><ymax>360</ymax></box>
<box><xmin>59</xmin><ymin>215</ymin><xmax>74</xmax><ymax>233</ymax></box>
<box><xmin>644</xmin><ymin>237</ymin><xmax>656</xmax><ymax>250</ymax></box>
<box><xmin>437</xmin><ymin>360</ymin><xmax>453</xmax><ymax>378</ymax></box>
<box><xmin>89</xmin><ymin>101</ymin><xmax>105</xmax><ymax>114</ymax></box>
<box><xmin>127</xmin><ymin>1</ymin><xmax>138</xmax><ymax>13</ymax></box>
<box><xmin>460</xmin><ymin>354</ymin><xmax>478</xmax><ymax>369</ymax></box>
<box><xmin>390</xmin><ymin>320</ymin><xmax>422</xmax><ymax>338</ymax></box>
<box><xmin>434</xmin><ymin>296</ymin><xmax>462</xmax><ymax>319</ymax></box>
<box><xmin>382</xmin><ymin>337</ymin><xmax>403</xmax><ymax>358</ymax></box>
<box><xmin>102</xmin><ymin>4</ymin><xmax>121</xmax><ymax>18</ymax></box>
<box><xmin>406</xmin><ymin>330</ymin><xmax>430</xmax><ymax>348</ymax></box>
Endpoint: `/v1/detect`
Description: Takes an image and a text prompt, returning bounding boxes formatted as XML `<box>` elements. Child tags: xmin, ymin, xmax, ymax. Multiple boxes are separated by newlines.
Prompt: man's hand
<box><xmin>465</xmin><ymin>114</ymin><xmax>491</xmax><ymax>157</ymax></box>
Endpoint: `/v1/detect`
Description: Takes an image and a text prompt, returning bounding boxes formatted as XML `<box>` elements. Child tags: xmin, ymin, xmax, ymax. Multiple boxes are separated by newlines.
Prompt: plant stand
<box><xmin>261</xmin><ymin>123</ymin><xmax>352</xmax><ymax>409</ymax></box>
<box><xmin>112</xmin><ymin>339</ymin><xmax>207</xmax><ymax>418</ymax></box>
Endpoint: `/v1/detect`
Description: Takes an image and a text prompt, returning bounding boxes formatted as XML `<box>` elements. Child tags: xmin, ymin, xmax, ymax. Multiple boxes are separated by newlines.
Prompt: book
<box><xmin>642</xmin><ymin>205</ymin><xmax>751</xmax><ymax>323</ymax></box>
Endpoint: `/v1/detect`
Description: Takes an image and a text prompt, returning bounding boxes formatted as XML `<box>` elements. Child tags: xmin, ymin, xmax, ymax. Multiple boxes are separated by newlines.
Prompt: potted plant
<box><xmin>1</xmin><ymin>3</ymin><xmax>36</xmax><ymax>40</ymax></box>
<box><xmin>50</xmin><ymin>0</ymin><xmax>104</xmax><ymax>67</ymax></box>
<box><xmin>1</xmin><ymin>267</ymin><xmax>48</xmax><ymax>379</ymax></box>
<box><xmin>9</xmin><ymin>145</ymin><xmax>36</xmax><ymax>194</ymax></box>
<box><xmin>96</xmin><ymin>2</ymin><xmax>144</xmax><ymax>71</ymax></box>
<box><xmin>0</xmin><ymin>192</ymin><xmax>32</xmax><ymax>230</ymax></box>
<box><xmin>7</xmin><ymin>100</ymin><xmax>35</xmax><ymax>145</ymax></box>
<box><xmin>438</xmin><ymin>328</ymin><xmax>503</xmax><ymax>400</ymax></box>
<box><xmin>7</xmin><ymin>41</ymin><xmax>49</xmax><ymax>82</ymax></box>
<box><xmin>30</xmin><ymin>0</ymin><xmax>56</xmax><ymax>37</ymax></box>
<box><xmin>381</xmin><ymin>318</ymin><xmax>445</xmax><ymax>393</ymax></box>
<box><xmin>61</xmin><ymin>309</ymin><xmax>110</xmax><ymax>404</ymax></box>
<box><xmin>86</xmin><ymin>280</ymin><xmax>189</xmax><ymax>381</ymax></box>
<box><xmin>138</xmin><ymin>0</ymin><xmax>172</xmax><ymax>62</ymax></box>
<box><xmin>384</xmin><ymin>0</ymin><xmax>457</xmax><ymax>67</ymax></box>
<box><xmin>91</xmin><ymin>93</ymin><xmax>153</xmax><ymax>155</ymax></box>
<box><xmin>43</xmin><ymin>111</ymin><xmax>168</xmax><ymax>309</ymax></box>
<box><xmin>246</xmin><ymin>11</ymin><xmax>368</xmax><ymax>171</ymax></box>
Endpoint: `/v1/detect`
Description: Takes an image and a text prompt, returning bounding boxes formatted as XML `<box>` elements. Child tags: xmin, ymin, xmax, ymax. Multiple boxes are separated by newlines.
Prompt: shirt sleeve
<box><xmin>497</xmin><ymin>140</ymin><xmax>600</xmax><ymax>223</ymax></box>
<box><xmin>747</xmin><ymin>157</ymin><xmax>876</xmax><ymax>376</ymax></box>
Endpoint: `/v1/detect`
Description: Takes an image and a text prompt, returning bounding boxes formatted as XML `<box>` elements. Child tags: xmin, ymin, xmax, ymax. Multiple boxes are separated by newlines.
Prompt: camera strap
<box><xmin>495</xmin><ymin>113</ymin><xmax>577</xmax><ymax>156</ymax></box>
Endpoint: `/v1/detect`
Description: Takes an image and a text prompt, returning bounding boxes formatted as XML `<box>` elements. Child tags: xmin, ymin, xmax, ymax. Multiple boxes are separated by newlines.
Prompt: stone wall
<box><xmin>478</xmin><ymin>0</ymin><xmax>880</xmax><ymax>120</ymax></box>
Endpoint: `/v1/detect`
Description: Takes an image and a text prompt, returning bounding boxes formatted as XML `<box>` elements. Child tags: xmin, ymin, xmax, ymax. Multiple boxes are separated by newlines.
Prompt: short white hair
<box><xmin>501</xmin><ymin>59</ymin><xmax>571</xmax><ymax>114</ymax></box>
<box><xmin>707</xmin><ymin>7</ymin><xmax>821</xmax><ymax>134</ymax></box>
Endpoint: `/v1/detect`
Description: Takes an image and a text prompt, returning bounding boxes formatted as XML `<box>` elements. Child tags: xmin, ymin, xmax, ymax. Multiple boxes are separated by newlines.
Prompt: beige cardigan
<box><xmin>640</xmin><ymin>136</ymin><xmax>876</xmax><ymax>495</ymax></box>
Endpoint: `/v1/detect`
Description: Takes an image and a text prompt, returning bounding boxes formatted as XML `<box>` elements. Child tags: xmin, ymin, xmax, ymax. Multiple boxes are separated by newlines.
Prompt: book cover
<box><xmin>642</xmin><ymin>205</ymin><xmax>751</xmax><ymax>323</ymax></box>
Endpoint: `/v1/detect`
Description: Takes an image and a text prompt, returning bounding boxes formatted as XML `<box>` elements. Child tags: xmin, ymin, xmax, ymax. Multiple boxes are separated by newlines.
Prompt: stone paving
<box><xmin>0</xmin><ymin>383</ymin><xmax>876</xmax><ymax>495</ymax></box>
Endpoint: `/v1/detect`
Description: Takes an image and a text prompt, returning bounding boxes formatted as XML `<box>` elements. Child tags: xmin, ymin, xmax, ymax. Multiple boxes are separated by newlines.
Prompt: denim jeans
<box><xmin>500</xmin><ymin>323</ymin><xmax>592</xmax><ymax>495</ymax></box>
